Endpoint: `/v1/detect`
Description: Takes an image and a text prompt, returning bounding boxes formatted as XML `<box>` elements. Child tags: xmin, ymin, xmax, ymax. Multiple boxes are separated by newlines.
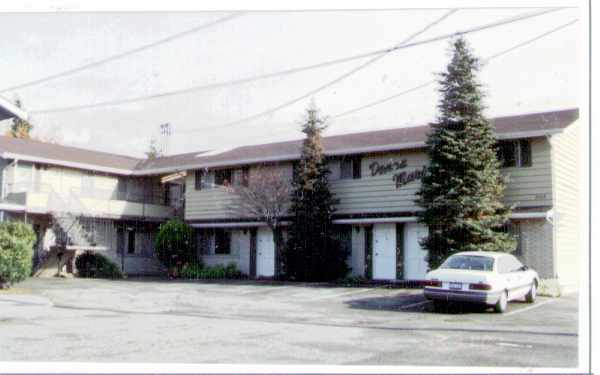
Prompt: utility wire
<box><xmin>176</xmin><ymin>7</ymin><xmax>565</xmax><ymax>134</ymax></box>
<box><xmin>331</xmin><ymin>18</ymin><xmax>579</xmax><ymax>120</ymax></box>
<box><xmin>0</xmin><ymin>13</ymin><xmax>244</xmax><ymax>94</ymax></box>
<box><xmin>29</xmin><ymin>7</ymin><xmax>563</xmax><ymax>115</ymax></box>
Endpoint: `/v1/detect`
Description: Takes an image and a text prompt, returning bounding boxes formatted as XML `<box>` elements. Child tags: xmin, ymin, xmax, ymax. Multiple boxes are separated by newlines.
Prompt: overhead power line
<box><xmin>176</xmin><ymin>7</ymin><xmax>566</xmax><ymax>134</ymax></box>
<box><xmin>331</xmin><ymin>18</ymin><xmax>579</xmax><ymax>120</ymax></box>
<box><xmin>29</xmin><ymin>7</ymin><xmax>563</xmax><ymax>115</ymax></box>
<box><xmin>0</xmin><ymin>13</ymin><xmax>244</xmax><ymax>94</ymax></box>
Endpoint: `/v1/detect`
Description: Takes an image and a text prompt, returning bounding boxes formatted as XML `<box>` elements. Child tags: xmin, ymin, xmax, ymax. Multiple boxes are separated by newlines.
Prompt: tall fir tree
<box><xmin>7</xmin><ymin>99</ymin><xmax>33</xmax><ymax>139</ymax></box>
<box><xmin>416</xmin><ymin>37</ymin><xmax>515</xmax><ymax>269</ymax></box>
<box><xmin>281</xmin><ymin>102</ymin><xmax>349</xmax><ymax>281</ymax></box>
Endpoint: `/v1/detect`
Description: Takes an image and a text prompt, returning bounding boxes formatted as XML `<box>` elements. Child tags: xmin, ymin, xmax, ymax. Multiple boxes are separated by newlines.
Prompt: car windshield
<box><xmin>440</xmin><ymin>255</ymin><xmax>495</xmax><ymax>271</ymax></box>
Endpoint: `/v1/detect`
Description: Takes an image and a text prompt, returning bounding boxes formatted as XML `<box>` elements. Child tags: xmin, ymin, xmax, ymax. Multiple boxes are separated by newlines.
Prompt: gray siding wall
<box><xmin>185</xmin><ymin>138</ymin><xmax>553</xmax><ymax>220</ymax></box>
<box><xmin>197</xmin><ymin>229</ymin><xmax>251</xmax><ymax>274</ymax></box>
<box><xmin>519</xmin><ymin>219</ymin><xmax>555</xmax><ymax>279</ymax></box>
<box><xmin>551</xmin><ymin>120</ymin><xmax>582</xmax><ymax>286</ymax></box>
<box><xmin>185</xmin><ymin>164</ymin><xmax>293</xmax><ymax>221</ymax></box>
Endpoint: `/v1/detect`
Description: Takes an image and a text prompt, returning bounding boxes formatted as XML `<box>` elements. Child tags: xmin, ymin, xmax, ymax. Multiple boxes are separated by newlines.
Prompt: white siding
<box><xmin>551</xmin><ymin>120</ymin><xmax>582</xmax><ymax>287</ymax></box>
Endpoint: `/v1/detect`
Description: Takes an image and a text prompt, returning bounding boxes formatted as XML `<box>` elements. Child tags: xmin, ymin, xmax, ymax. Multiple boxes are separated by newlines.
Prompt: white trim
<box><xmin>0</xmin><ymin>96</ymin><xmax>28</xmax><ymax>121</ymax></box>
<box><xmin>333</xmin><ymin>216</ymin><xmax>418</xmax><ymax>224</ymax></box>
<box><xmin>509</xmin><ymin>211</ymin><xmax>551</xmax><ymax>219</ymax></box>
<box><xmin>1</xmin><ymin>152</ymin><xmax>134</xmax><ymax>176</ymax></box>
<box><xmin>1</xmin><ymin>128</ymin><xmax>567</xmax><ymax>176</ymax></box>
<box><xmin>134</xmin><ymin>129</ymin><xmax>566</xmax><ymax>175</ymax></box>
<box><xmin>0</xmin><ymin>202</ymin><xmax>26</xmax><ymax>212</ymax></box>
<box><xmin>191</xmin><ymin>221</ymin><xmax>268</xmax><ymax>228</ymax></box>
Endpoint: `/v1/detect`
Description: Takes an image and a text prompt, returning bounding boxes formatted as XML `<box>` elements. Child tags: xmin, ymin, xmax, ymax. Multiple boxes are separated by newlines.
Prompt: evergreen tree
<box><xmin>281</xmin><ymin>102</ymin><xmax>349</xmax><ymax>281</ymax></box>
<box><xmin>145</xmin><ymin>137</ymin><xmax>162</xmax><ymax>159</ymax></box>
<box><xmin>416</xmin><ymin>37</ymin><xmax>515</xmax><ymax>269</ymax></box>
<box><xmin>7</xmin><ymin>99</ymin><xmax>33</xmax><ymax>139</ymax></box>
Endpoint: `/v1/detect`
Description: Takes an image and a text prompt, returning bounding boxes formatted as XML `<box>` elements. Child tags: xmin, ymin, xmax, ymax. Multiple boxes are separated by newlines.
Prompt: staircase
<box><xmin>34</xmin><ymin>190</ymin><xmax>101</xmax><ymax>277</ymax></box>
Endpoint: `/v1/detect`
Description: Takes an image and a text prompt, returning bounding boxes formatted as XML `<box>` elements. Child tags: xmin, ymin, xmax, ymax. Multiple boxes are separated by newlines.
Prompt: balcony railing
<box><xmin>3</xmin><ymin>182</ymin><xmax>174</xmax><ymax>219</ymax></box>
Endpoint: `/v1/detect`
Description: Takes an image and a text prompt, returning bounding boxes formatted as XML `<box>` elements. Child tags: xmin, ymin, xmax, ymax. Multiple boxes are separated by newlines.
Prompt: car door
<box><xmin>507</xmin><ymin>255</ymin><xmax>531</xmax><ymax>299</ymax></box>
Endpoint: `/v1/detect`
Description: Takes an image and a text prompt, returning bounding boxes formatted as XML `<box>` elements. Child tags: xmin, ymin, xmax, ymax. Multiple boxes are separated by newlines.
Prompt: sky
<box><xmin>0</xmin><ymin>5</ymin><xmax>581</xmax><ymax>158</ymax></box>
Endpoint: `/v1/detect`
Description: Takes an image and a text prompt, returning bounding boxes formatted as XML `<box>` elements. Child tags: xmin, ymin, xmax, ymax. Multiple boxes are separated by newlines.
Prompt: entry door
<box><xmin>404</xmin><ymin>223</ymin><xmax>429</xmax><ymax>280</ymax></box>
<box><xmin>256</xmin><ymin>227</ymin><xmax>275</xmax><ymax>277</ymax></box>
<box><xmin>373</xmin><ymin>223</ymin><xmax>397</xmax><ymax>280</ymax></box>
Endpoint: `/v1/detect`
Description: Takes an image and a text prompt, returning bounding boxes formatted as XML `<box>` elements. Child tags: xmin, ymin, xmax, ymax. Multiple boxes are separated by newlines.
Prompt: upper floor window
<box><xmin>340</xmin><ymin>156</ymin><xmax>362</xmax><ymax>180</ymax></box>
<box><xmin>194</xmin><ymin>170</ymin><xmax>204</xmax><ymax>191</ymax></box>
<box><xmin>240</xmin><ymin>167</ymin><xmax>250</xmax><ymax>187</ymax></box>
<box><xmin>497</xmin><ymin>140</ymin><xmax>532</xmax><ymax>168</ymax></box>
<box><xmin>214</xmin><ymin>169</ymin><xmax>234</xmax><ymax>187</ymax></box>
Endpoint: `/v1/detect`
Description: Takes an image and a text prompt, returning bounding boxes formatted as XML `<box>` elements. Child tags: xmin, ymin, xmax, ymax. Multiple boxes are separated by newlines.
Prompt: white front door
<box><xmin>256</xmin><ymin>227</ymin><xmax>275</xmax><ymax>277</ymax></box>
<box><xmin>373</xmin><ymin>223</ymin><xmax>397</xmax><ymax>280</ymax></box>
<box><xmin>404</xmin><ymin>223</ymin><xmax>429</xmax><ymax>280</ymax></box>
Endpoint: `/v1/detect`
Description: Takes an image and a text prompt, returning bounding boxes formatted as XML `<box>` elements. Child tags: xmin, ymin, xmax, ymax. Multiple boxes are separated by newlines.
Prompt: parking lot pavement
<box><xmin>0</xmin><ymin>278</ymin><xmax>579</xmax><ymax>367</ymax></box>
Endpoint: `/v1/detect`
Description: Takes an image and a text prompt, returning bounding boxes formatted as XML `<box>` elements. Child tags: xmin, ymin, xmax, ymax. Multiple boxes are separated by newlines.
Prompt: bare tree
<box><xmin>229</xmin><ymin>166</ymin><xmax>291</xmax><ymax>277</ymax></box>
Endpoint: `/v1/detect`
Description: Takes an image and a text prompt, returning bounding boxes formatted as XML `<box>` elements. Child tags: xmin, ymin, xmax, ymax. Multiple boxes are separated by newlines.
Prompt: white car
<box><xmin>423</xmin><ymin>251</ymin><xmax>539</xmax><ymax>313</ymax></box>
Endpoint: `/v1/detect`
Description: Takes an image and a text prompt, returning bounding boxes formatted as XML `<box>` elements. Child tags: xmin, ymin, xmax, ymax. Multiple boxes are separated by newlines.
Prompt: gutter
<box><xmin>1</xmin><ymin>128</ymin><xmax>566</xmax><ymax>177</ymax></box>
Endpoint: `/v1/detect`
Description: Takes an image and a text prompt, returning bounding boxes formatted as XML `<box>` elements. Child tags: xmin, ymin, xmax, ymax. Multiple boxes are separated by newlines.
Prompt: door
<box><xmin>249</xmin><ymin>228</ymin><xmax>257</xmax><ymax>279</ymax></box>
<box><xmin>373</xmin><ymin>223</ymin><xmax>396</xmax><ymax>280</ymax></box>
<box><xmin>404</xmin><ymin>223</ymin><xmax>429</xmax><ymax>280</ymax></box>
<box><xmin>256</xmin><ymin>227</ymin><xmax>275</xmax><ymax>277</ymax></box>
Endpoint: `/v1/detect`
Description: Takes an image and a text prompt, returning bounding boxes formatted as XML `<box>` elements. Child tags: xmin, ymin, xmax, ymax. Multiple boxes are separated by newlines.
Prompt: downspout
<box><xmin>547</xmin><ymin>134</ymin><xmax>559</xmax><ymax>279</ymax></box>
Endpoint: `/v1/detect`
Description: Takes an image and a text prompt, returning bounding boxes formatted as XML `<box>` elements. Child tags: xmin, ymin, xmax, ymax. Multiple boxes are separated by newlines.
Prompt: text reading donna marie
<box><xmin>368</xmin><ymin>160</ymin><xmax>426</xmax><ymax>189</ymax></box>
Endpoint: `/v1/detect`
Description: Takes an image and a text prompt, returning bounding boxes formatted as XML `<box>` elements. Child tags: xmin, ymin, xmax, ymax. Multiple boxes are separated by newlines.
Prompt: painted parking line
<box><xmin>503</xmin><ymin>298</ymin><xmax>556</xmax><ymax>316</ymax></box>
<box><xmin>309</xmin><ymin>288</ymin><xmax>376</xmax><ymax>301</ymax></box>
<box><xmin>400</xmin><ymin>300</ymin><xmax>431</xmax><ymax>310</ymax></box>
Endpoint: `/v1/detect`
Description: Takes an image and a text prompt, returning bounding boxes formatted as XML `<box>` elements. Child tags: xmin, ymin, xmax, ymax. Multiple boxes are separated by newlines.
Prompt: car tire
<box><xmin>494</xmin><ymin>291</ymin><xmax>508</xmax><ymax>313</ymax></box>
<box><xmin>525</xmin><ymin>282</ymin><xmax>537</xmax><ymax>303</ymax></box>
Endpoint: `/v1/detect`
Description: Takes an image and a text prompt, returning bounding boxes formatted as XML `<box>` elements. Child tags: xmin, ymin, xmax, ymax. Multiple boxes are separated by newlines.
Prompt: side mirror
<box><xmin>520</xmin><ymin>265</ymin><xmax>528</xmax><ymax>271</ymax></box>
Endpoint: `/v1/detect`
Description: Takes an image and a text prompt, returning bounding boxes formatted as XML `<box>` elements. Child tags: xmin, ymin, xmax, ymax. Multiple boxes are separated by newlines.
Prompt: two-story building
<box><xmin>0</xmin><ymin>107</ymin><xmax>581</xmax><ymax>287</ymax></box>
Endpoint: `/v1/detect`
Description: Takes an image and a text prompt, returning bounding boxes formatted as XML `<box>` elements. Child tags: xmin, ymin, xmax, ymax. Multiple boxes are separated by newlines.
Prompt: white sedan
<box><xmin>423</xmin><ymin>251</ymin><xmax>539</xmax><ymax>313</ymax></box>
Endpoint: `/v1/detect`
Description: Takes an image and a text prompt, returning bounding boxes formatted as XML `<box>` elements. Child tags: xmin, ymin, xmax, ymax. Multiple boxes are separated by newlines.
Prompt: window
<box><xmin>440</xmin><ymin>255</ymin><xmax>495</xmax><ymax>271</ymax></box>
<box><xmin>340</xmin><ymin>156</ymin><xmax>362</xmax><ymax>180</ymax></box>
<box><xmin>214</xmin><ymin>229</ymin><xmax>231</xmax><ymax>255</ymax></box>
<box><xmin>194</xmin><ymin>170</ymin><xmax>204</xmax><ymax>190</ymax></box>
<box><xmin>127</xmin><ymin>230</ymin><xmax>136</xmax><ymax>254</ymax></box>
<box><xmin>497</xmin><ymin>140</ymin><xmax>532</xmax><ymax>168</ymax></box>
<box><xmin>498</xmin><ymin>255</ymin><xmax>524</xmax><ymax>273</ymax></box>
<box><xmin>214</xmin><ymin>169</ymin><xmax>233</xmax><ymax>187</ymax></box>
<box><xmin>241</xmin><ymin>167</ymin><xmax>250</xmax><ymax>187</ymax></box>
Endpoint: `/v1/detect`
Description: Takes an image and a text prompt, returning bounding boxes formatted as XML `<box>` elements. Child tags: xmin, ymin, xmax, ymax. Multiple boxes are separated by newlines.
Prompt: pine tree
<box><xmin>145</xmin><ymin>137</ymin><xmax>162</xmax><ymax>159</ymax></box>
<box><xmin>416</xmin><ymin>37</ymin><xmax>515</xmax><ymax>269</ymax></box>
<box><xmin>281</xmin><ymin>102</ymin><xmax>349</xmax><ymax>281</ymax></box>
<box><xmin>7</xmin><ymin>99</ymin><xmax>33</xmax><ymax>139</ymax></box>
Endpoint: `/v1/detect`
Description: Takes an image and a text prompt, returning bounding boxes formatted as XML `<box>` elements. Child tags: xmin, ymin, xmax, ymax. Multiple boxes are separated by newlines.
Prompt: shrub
<box><xmin>0</xmin><ymin>222</ymin><xmax>36</xmax><ymax>288</ymax></box>
<box><xmin>75</xmin><ymin>251</ymin><xmax>123</xmax><ymax>279</ymax></box>
<box><xmin>155</xmin><ymin>219</ymin><xmax>196</xmax><ymax>269</ymax></box>
<box><xmin>538</xmin><ymin>278</ymin><xmax>562</xmax><ymax>297</ymax></box>
<box><xmin>179</xmin><ymin>262</ymin><xmax>242</xmax><ymax>280</ymax></box>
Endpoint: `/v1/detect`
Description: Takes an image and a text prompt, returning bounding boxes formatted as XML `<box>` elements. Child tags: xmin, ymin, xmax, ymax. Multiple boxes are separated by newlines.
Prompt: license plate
<box><xmin>449</xmin><ymin>282</ymin><xmax>462</xmax><ymax>290</ymax></box>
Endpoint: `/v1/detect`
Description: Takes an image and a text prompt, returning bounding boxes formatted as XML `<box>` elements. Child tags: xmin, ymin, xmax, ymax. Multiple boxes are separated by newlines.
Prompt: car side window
<box><xmin>497</xmin><ymin>257</ymin><xmax>511</xmax><ymax>274</ymax></box>
<box><xmin>507</xmin><ymin>255</ymin><xmax>524</xmax><ymax>272</ymax></box>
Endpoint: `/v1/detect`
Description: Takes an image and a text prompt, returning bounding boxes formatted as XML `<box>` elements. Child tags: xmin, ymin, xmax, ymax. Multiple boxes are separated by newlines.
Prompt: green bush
<box><xmin>75</xmin><ymin>251</ymin><xmax>123</xmax><ymax>279</ymax></box>
<box><xmin>0</xmin><ymin>222</ymin><xmax>36</xmax><ymax>288</ymax></box>
<box><xmin>155</xmin><ymin>219</ymin><xmax>196</xmax><ymax>269</ymax></box>
<box><xmin>180</xmin><ymin>262</ymin><xmax>242</xmax><ymax>280</ymax></box>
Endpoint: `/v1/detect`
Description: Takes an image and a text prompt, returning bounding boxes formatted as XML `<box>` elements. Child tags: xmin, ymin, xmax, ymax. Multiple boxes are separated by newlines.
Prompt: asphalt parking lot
<box><xmin>0</xmin><ymin>278</ymin><xmax>578</xmax><ymax>367</ymax></box>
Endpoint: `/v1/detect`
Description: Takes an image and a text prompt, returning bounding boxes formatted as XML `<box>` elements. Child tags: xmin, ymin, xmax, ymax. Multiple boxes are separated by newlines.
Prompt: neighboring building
<box><xmin>0</xmin><ymin>108</ymin><xmax>582</xmax><ymax>287</ymax></box>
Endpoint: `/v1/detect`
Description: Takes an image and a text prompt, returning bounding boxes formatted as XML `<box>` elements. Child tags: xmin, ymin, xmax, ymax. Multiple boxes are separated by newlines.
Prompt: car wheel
<box><xmin>433</xmin><ymin>300</ymin><xmax>445</xmax><ymax>313</ymax></box>
<box><xmin>494</xmin><ymin>291</ymin><xmax>508</xmax><ymax>313</ymax></box>
<box><xmin>525</xmin><ymin>282</ymin><xmax>537</xmax><ymax>303</ymax></box>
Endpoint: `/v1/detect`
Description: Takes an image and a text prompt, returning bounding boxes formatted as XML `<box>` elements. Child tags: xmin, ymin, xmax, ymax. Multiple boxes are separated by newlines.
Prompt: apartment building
<box><xmin>0</xmin><ymin>107</ymin><xmax>582</xmax><ymax>286</ymax></box>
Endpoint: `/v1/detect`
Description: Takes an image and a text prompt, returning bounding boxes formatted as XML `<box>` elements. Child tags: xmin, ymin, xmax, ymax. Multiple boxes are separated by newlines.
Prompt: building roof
<box><xmin>0</xmin><ymin>108</ymin><xmax>579</xmax><ymax>175</ymax></box>
<box><xmin>0</xmin><ymin>136</ymin><xmax>141</xmax><ymax>174</ymax></box>
<box><xmin>141</xmin><ymin>107</ymin><xmax>578</xmax><ymax>173</ymax></box>
<box><xmin>0</xmin><ymin>96</ymin><xmax>28</xmax><ymax>121</ymax></box>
